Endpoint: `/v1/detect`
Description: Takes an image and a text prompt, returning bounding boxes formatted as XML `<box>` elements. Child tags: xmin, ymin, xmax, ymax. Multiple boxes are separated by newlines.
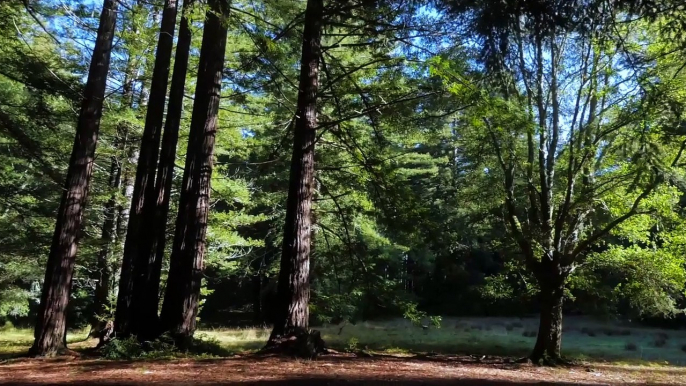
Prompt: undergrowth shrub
<box><xmin>99</xmin><ymin>336</ymin><xmax>147</xmax><ymax>360</ymax></box>
<box><xmin>347</xmin><ymin>337</ymin><xmax>359</xmax><ymax>352</ymax></box>
<box><xmin>100</xmin><ymin>333</ymin><xmax>230</xmax><ymax>360</ymax></box>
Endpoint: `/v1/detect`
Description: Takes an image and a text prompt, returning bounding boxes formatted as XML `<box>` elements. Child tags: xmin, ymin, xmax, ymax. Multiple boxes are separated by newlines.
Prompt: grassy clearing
<box><xmin>3</xmin><ymin>316</ymin><xmax>686</xmax><ymax>365</ymax></box>
<box><xmin>199</xmin><ymin>316</ymin><xmax>686</xmax><ymax>365</ymax></box>
<box><xmin>0</xmin><ymin>326</ymin><xmax>91</xmax><ymax>358</ymax></box>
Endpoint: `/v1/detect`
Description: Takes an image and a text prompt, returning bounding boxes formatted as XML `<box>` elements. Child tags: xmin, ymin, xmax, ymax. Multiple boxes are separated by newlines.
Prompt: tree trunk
<box><xmin>158</xmin><ymin>0</ymin><xmax>229</xmax><ymax>340</ymax></box>
<box><xmin>116</xmin><ymin>0</ymin><xmax>179</xmax><ymax>339</ymax></box>
<box><xmin>267</xmin><ymin>0</ymin><xmax>323</xmax><ymax>346</ymax></box>
<box><xmin>252</xmin><ymin>270</ymin><xmax>263</xmax><ymax>325</ymax></box>
<box><xmin>134</xmin><ymin>0</ymin><xmax>194</xmax><ymax>341</ymax></box>
<box><xmin>91</xmin><ymin>154</ymin><xmax>122</xmax><ymax>334</ymax></box>
<box><xmin>30</xmin><ymin>0</ymin><xmax>118</xmax><ymax>357</ymax></box>
<box><xmin>530</xmin><ymin>277</ymin><xmax>564</xmax><ymax>363</ymax></box>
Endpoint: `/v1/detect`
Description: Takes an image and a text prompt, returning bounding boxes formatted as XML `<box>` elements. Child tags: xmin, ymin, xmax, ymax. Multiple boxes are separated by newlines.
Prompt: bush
<box><xmin>505</xmin><ymin>324</ymin><xmax>514</xmax><ymax>331</ymax></box>
<box><xmin>511</xmin><ymin>322</ymin><xmax>523</xmax><ymax>328</ymax></box>
<box><xmin>99</xmin><ymin>334</ymin><xmax>230</xmax><ymax>360</ymax></box>
<box><xmin>680</xmin><ymin>344</ymin><xmax>686</xmax><ymax>353</ymax></box>
<box><xmin>346</xmin><ymin>337</ymin><xmax>359</xmax><ymax>352</ymax></box>
<box><xmin>99</xmin><ymin>336</ymin><xmax>147</xmax><ymax>360</ymax></box>
<box><xmin>625</xmin><ymin>342</ymin><xmax>638</xmax><ymax>351</ymax></box>
<box><xmin>619</xmin><ymin>330</ymin><xmax>631</xmax><ymax>336</ymax></box>
<box><xmin>653</xmin><ymin>337</ymin><xmax>668</xmax><ymax>348</ymax></box>
<box><xmin>187</xmin><ymin>334</ymin><xmax>232</xmax><ymax>357</ymax></box>
<box><xmin>522</xmin><ymin>330</ymin><xmax>537</xmax><ymax>338</ymax></box>
<box><xmin>580</xmin><ymin>327</ymin><xmax>596</xmax><ymax>337</ymax></box>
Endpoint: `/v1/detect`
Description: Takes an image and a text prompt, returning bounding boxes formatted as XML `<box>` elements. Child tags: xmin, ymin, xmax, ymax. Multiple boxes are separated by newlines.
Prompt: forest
<box><xmin>2</xmin><ymin>0</ymin><xmax>686</xmax><ymax>384</ymax></box>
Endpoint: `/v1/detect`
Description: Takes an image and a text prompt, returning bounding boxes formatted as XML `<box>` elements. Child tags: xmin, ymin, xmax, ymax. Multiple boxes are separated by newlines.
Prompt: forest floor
<box><xmin>1</xmin><ymin>352</ymin><xmax>686</xmax><ymax>385</ymax></box>
<box><xmin>2</xmin><ymin>316</ymin><xmax>686</xmax><ymax>385</ymax></box>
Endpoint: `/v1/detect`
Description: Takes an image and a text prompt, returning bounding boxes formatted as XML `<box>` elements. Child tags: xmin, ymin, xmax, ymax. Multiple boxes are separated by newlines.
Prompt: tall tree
<box><xmin>135</xmin><ymin>0</ymin><xmax>195</xmax><ymax>340</ymax></box>
<box><xmin>431</xmin><ymin>2</ymin><xmax>686</xmax><ymax>361</ymax></box>
<box><xmin>159</xmin><ymin>0</ymin><xmax>230</xmax><ymax>340</ymax></box>
<box><xmin>267</xmin><ymin>0</ymin><xmax>323</xmax><ymax>346</ymax></box>
<box><xmin>115</xmin><ymin>0</ymin><xmax>179</xmax><ymax>339</ymax></box>
<box><xmin>29</xmin><ymin>0</ymin><xmax>118</xmax><ymax>357</ymax></box>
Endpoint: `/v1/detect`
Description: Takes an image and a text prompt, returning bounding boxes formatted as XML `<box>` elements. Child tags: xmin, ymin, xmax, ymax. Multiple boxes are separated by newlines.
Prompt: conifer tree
<box><xmin>30</xmin><ymin>0</ymin><xmax>118</xmax><ymax>357</ymax></box>
<box><xmin>159</xmin><ymin>0</ymin><xmax>230</xmax><ymax>340</ymax></box>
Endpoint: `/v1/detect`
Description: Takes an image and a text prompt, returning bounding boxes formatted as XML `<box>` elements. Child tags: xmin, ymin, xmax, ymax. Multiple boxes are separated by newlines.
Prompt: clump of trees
<box><xmin>0</xmin><ymin>0</ymin><xmax>685</xmax><ymax>362</ymax></box>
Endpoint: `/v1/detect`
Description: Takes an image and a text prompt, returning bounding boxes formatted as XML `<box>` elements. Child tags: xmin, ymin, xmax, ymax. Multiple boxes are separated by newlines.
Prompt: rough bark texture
<box><xmin>116</xmin><ymin>0</ymin><xmax>179</xmax><ymax>339</ymax></box>
<box><xmin>158</xmin><ymin>0</ymin><xmax>229</xmax><ymax>340</ymax></box>
<box><xmin>30</xmin><ymin>0</ymin><xmax>118</xmax><ymax>357</ymax></box>
<box><xmin>530</xmin><ymin>263</ymin><xmax>565</xmax><ymax>364</ymax></box>
<box><xmin>267</xmin><ymin>0</ymin><xmax>323</xmax><ymax>352</ymax></box>
<box><xmin>136</xmin><ymin>0</ymin><xmax>194</xmax><ymax>341</ymax></box>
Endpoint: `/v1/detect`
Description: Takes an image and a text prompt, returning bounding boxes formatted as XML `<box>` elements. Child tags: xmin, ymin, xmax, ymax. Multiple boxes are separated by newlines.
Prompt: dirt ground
<box><xmin>1</xmin><ymin>353</ymin><xmax>685</xmax><ymax>386</ymax></box>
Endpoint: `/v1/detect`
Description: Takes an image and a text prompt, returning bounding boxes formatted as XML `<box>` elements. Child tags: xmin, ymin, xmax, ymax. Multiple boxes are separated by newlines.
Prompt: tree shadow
<box><xmin>2</xmin><ymin>352</ymin><xmax>684</xmax><ymax>386</ymax></box>
<box><xmin>0</xmin><ymin>377</ymin><xmax>648</xmax><ymax>386</ymax></box>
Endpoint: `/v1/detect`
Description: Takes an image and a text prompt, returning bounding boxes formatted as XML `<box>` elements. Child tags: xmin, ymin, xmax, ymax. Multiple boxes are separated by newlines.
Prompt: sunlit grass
<box><xmin>3</xmin><ymin>316</ymin><xmax>686</xmax><ymax>365</ymax></box>
<box><xmin>0</xmin><ymin>325</ymin><xmax>91</xmax><ymax>358</ymax></box>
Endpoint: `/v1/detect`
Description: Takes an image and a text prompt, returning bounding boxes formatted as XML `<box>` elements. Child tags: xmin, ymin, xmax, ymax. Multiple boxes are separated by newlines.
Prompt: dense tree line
<box><xmin>1</xmin><ymin>0</ymin><xmax>686</xmax><ymax>362</ymax></box>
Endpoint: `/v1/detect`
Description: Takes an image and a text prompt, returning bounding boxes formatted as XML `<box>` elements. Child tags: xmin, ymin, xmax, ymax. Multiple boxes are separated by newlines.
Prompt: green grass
<box><xmin>314</xmin><ymin>316</ymin><xmax>686</xmax><ymax>365</ymax></box>
<box><xmin>0</xmin><ymin>326</ymin><xmax>90</xmax><ymax>359</ymax></box>
<box><xmin>3</xmin><ymin>316</ymin><xmax>686</xmax><ymax>365</ymax></box>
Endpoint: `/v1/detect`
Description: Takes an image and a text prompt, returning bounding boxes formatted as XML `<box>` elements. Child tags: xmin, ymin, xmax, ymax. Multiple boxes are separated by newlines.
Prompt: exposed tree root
<box><xmin>525</xmin><ymin>353</ymin><xmax>573</xmax><ymax>367</ymax></box>
<box><xmin>262</xmin><ymin>327</ymin><xmax>326</xmax><ymax>359</ymax></box>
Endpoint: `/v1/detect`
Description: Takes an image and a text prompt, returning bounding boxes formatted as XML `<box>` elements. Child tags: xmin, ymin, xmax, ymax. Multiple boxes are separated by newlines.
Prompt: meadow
<box><xmin>3</xmin><ymin>316</ymin><xmax>685</xmax><ymax>365</ymax></box>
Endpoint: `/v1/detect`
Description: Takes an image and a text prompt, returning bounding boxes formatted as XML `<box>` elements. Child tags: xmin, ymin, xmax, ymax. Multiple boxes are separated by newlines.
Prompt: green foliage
<box><xmin>100</xmin><ymin>334</ymin><xmax>231</xmax><ymax>360</ymax></box>
<box><xmin>2</xmin><ymin>0</ymin><xmax>686</xmax><ymax>343</ymax></box>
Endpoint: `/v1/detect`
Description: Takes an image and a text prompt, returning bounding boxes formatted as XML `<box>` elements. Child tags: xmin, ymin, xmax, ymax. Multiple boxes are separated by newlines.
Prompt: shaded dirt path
<box><xmin>1</xmin><ymin>354</ymin><xmax>685</xmax><ymax>385</ymax></box>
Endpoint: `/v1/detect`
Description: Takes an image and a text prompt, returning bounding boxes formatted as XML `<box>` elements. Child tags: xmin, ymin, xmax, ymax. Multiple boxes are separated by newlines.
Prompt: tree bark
<box><xmin>116</xmin><ymin>0</ymin><xmax>179</xmax><ymax>339</ymax></box>
<box><xmin>530</xmin><ymin>271</ymin><xmax>564</xmax><ymax>363</ymax></box>
<box><xmin>30</xmin><ymin>0</ymin><xmax>118</xmax><ymax>357</ymax></box>
<box><xmin>134</xmin><ymin>0</ymin><xmax>194</xmax><ymax>341</ymax></box>
<box><xmin>267</xmin><ymin>0</ymin><xmax>323</xmax><ymax>345</ymax></box>
<box><xmin>158</xmin><ymin>0</ymin><xmax>229</xmax><ymax>340</ymax></box>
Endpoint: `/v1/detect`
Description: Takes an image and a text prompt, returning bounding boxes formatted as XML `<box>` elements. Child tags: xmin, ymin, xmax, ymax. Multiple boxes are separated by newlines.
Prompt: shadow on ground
<box><xmin>0</xmin><ymin>378</ymin><xmax>648</xmax><ymax>386</ymax></box>
<box><xmin>1</xmin><ymin>353</ymin><xmax>684</xmax><ymax>386</ymax></box>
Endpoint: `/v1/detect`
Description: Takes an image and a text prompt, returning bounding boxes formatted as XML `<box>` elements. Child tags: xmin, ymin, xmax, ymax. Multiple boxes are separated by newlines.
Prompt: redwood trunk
<box><xmin>30</xmin><ymin>0</ymin><xmax>118</xmax><ymax>357</ymax></box>
<box><xmin>268</xmin><ymin>0</ymin><xmax>323</xmax><ymax>344</ymax></box>
<box><xmin>116</xmin><ymin>0</ymin><xmax>179</xmax><ymax>338</ymax></box>
<box><xmin>159</xmin><ymin>0</ymin><xmax>229</xmax><ymax>339</ymax></box>
<box><xmin>136</xmin><ymin>0</ymin><xmax>194</xmax><ymax>340</ymax></box>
